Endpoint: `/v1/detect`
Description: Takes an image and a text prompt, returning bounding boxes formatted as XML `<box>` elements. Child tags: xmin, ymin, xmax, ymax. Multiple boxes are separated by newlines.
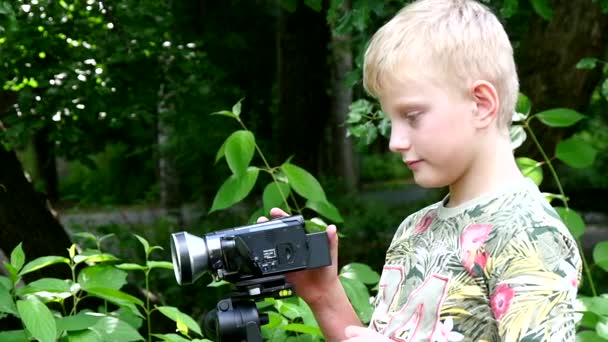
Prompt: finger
<box><xmin>327</xmin><ymin>224</ymin><xmax>339</xmax><ymax>261</ymax></box>
<box><xmin>256</xmin><ymin>216</ymin><xmax>269</xmax><ymax>223</ymax></box>
<box><xmin>269</xmin><ymin>207</ymin><xmax>289</xmax><ymax>217</ymax></box>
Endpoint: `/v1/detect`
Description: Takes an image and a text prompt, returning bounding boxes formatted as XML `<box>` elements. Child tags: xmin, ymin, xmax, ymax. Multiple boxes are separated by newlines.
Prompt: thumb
<box><xmin>327</xmin><ymin>224</ymin><xmax>339</xmax><ymax>264</ymax></box>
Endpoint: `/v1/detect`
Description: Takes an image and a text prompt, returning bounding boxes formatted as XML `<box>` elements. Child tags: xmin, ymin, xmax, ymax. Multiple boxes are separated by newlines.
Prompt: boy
<box><xmin>261</xmin><ymin>0</ymin><xmax>581</xmax><ymax>341</ymax></box>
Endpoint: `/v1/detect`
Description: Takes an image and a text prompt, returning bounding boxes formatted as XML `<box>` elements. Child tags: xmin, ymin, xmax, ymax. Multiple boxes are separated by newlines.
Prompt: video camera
<box><xmin>170</xmin><ymin>215</ymin><xmax>331</xmax><ymax>342</ymax></box>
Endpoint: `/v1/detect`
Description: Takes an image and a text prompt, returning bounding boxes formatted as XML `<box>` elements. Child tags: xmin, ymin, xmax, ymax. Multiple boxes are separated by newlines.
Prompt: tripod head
<box><xmin>204</xmin><ymin>275</ymin><xmax>294</xmax><ymax>342</ymax></box>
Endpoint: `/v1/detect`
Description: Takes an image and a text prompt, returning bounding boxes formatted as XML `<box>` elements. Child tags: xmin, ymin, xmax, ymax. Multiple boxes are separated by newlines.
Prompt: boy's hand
<box><xmin>257</xmin><ymin>207</ymin><xmax>340</xmax><ymax>306</ymax></box>
<box><xmin>343</xmin><ymin>326</ymin><xmax>392</xmax><ymax>341</ymax></box>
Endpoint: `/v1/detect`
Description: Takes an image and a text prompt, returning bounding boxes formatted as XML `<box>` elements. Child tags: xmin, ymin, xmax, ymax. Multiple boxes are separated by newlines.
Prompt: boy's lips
<box><xmin>405</xmin><ymin>160</ymin><xmax>422</xmax><ymax>168</ymax></box>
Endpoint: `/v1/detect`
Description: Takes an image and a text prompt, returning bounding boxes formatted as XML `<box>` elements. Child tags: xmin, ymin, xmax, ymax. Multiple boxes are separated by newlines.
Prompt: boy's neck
<box><xmin>446</xmin><ymin>131</ymin><xmax>523</xmax><ymax>208</ymax></box>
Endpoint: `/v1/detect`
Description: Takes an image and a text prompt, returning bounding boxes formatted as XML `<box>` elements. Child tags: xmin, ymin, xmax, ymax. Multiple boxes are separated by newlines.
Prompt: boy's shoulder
<box><xmin>393</xmin><ymin>178</ymin><xmax>572</xmax><ymax>241</ymax></box>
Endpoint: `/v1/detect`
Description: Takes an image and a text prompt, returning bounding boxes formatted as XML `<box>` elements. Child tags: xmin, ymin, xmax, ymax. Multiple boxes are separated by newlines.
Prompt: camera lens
<box><xmin>170</xmin><ymin>232</ymin><xmax>210</xmax><ymax>285</ymax></box>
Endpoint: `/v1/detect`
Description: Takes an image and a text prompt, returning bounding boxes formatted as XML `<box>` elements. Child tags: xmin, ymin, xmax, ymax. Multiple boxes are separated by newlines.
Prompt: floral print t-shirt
<box><xmin>370</xmin><ymin>178</ymin><xmax>581</xmax><ymax>342</ymax></box>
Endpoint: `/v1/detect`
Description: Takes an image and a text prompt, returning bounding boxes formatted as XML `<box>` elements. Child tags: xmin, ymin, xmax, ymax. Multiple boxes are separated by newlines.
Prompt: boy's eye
<box><xmin>404</xmin><ymin>112</ymin><xmax>421</xmax><ymax>122</ymax></box>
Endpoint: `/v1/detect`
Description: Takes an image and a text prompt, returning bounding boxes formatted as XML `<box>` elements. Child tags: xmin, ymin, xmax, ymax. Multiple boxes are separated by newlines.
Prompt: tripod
<box><xmin>204</xmin><ymin>275</ymin><xmax>294</xmax><ymax>342</ymax></box>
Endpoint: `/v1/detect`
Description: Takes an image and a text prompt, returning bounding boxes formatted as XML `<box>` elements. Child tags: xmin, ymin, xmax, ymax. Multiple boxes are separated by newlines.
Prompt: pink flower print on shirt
<box><xmin>414</xmin><ymin>210</ymin><xmax>436</xmax><ymax>234</ymax></box>
<box><xmin>460</xmin><ymin>224</ymin><xmax>492</xmax><ymax>275</ymax></box>
<box><xmin>431</xmin><ymin>317</ymin><xmax>465</xmax><ymax>342</ymax></box>
<box><xmin>490</xmin><ymin>284</ymin><xmax>515</xmax><ymax>320</ymax></box>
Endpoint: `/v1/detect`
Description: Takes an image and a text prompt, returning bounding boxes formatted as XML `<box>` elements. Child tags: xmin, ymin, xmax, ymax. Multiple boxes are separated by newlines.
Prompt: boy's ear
<box><xmin>470</xmin><ymin>80</ymin><xmax>499</xmax><ymax>129</ymax></box>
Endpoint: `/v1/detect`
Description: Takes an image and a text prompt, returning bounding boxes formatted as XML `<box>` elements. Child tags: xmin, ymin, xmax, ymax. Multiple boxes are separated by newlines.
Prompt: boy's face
<box><xmin>379</xmin><ymin>75</ymin><xmax>479</xmax><ymax>188</ymax></box>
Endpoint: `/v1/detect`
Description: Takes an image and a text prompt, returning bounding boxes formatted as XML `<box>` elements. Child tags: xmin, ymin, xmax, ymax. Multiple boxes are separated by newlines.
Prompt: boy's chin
<box><xmin>412</xmin><ymin>176</ymin><xmax>449</xmax><ymax>189</ymax></box>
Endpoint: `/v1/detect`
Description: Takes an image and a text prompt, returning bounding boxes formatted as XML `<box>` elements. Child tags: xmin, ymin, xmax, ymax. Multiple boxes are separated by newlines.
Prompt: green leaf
<box><xmin>55</xmin><ymin>312</ymin><xmax>103</xmax><ymax>332</ymax></box>
<box><xmin>593</xmin><ymin>242</ymin><xmax>608</xmax><ymax>272</ymax></box>
<box><xmin>232</xmin><ymin>99</ymin><xmax>244</xmax><ymax>117</ymax></box>
<box><xmin>115</xmin><ymin>263</ymin><xmax>148</xmax><ymax>271</ymax></box>
<box><xmin>305</xmin><ymin>200</ymin><xmax>344</xmax><ymax>223</ymax></box>
<box><xmin>500</xmin><ymin>0</ymin><xmax>519</xmax><ymax>18</ymax></box>
<box><xmin>90</xmin><ymin>316</ymin><xmax>144</xmax><ymax>341</ymax></box>
<box><xmin>20</xmin><ymin>256</ymin><xmax>70</xmax><ymax>276</ymax></box>
<box><xmin>10</xmin><ymin>243</ymin><xmax>25</xmax><ymax>271</ymax></box>
<box><xmin>152</xmin><ymin>334</ymin><xmax>191</xmax><ymax>342</ymax></box>
<box><xmin>78</xmin><ymin>265</ymin><xmax>128</xmax><ymax>291</ymax></box>
<box><xmin>555</xmin><ymin>137</ymin><xmax>597</xmax><ymax>169</ymax></box>
<box><xmin>67</xmin><ymin>329</ymin><xmax>103</xmax><ymax>342</ymax></box>
<box><xmin>263</xmin><ymin>182</ymin><xmax>291</xmax><ymax>214</ymax></box>
<box><xmin>147</xmin><ymin>261</ymin><xmax>174</xmax><ymax>270</ymax></box>
<box><xmin>17</xmin><ymin>297</ymin><xmax>57</xmax><ymax>342</ymax></box>
<box><xmin>157</xmin><ymin>306</ymin><xmax>202</xmax><ymax>336</ymax></box>
<box><xmin>215</xmin><ymin>139</ymin><xmax>226</xmax><ymax>164</ymax></box>
<box><xmin>305</xmin><ymin>218</ymin><xmax>328</xmax><ymax>233</ymax></box>
<box><xmin>73</xmin><ymin>251</ymin><xmax>119</xmax><ymax>264</ymax></box>
<box><xmin>85</xmin><ymin>287</ymin><xmax>144</xmax><ymax>310</ymax></box>
<box><xmin>579</xmin><ymin>296</ymin><xmax>608</xmax><ymax>317</ymax></box>
<box><xmin>134</xmin><ymin>234</ymin><xmax>150</xmax><ymax>257</ymax></box>
<box><xmin>210</xmin><ymin>110</ymin><xmax>237</xmax><ymax>119</ymax></box>
<box><xmin>280</xmin><ymin>0</ymin><xmax>297</xmax><ymax>12</ymax></box>
<box><xmin>576</xmin><ymin>57</ymin><xmax>598</xmax><ymax>70</ymax></box>
<box><xmin>282</xmin><ymin>323</ymin><xmax>322</xmax><ymax>336</ymax></box>
<box><xmin>577</xmin><ymin>331</ymin><xmax>602</xmax><ymax>342</ymax></box>
<box><xmin>225</xmin><ymin>130</ymin><xmax>255</xmax><ymax>176</ymax></box>
<box><xmin>303</xmin><ymin>0</ymin><xmax>322</xmax><ymax>11</ymax></box>
<box><xmin>339</xmin><ymin>276</ymin><xmax>372</xmax><ymax>323</ymax></box>
<box><xmin>516</xmin><ymin>157</ymin><xmax>543</xmax><ymax>186</ymax></box>
<box><xmin>17</xmin><ymin>278</ymin><xmax>72</xmax><ymax>297</ymax></box>
<box><xmin>210</xmin><ymin>167</ymin><xmax>259</xmax><ymax>213</ymax></box>
<box><xmin>281</xmin><ymin>163</ymin><xmax>327</xmax><ymax>203</ymax></box>
<box><xmin>597</xmin><ymin>319</ymin><xmax>608</xmax><ymax>340</ymax></box>
<box><xmin>0</xmin><ymin>283</ymin><xmax>17</xmax><ymax>315</ymax></box>
<box><xmin>340</xmin><ymin>263</ymin><xmax>380</xmax><ymax>285</ymax></box>
<box><xmin>529</xmin><ymin>0</ymin><xmax>553</xmax><ymax>20</ymax></box>
<box><xmin>516</xmin><ymin>92</ymin><xmax>532</xmax><ymax>117</ymax></box>
<box><xmin>0</xmin><ymin>330</ymin><xmax>28</xmax><ymax>342</ymax></box>
<box><xmin>554</xmin><ymin>207</ymin><xmax>585</xmax><ymax>239</ymax></box>
<box><xmin>535</xmin><ymin>108</ymin><xmax>585</xmax><ymax>127</ymax></box>
<box><xmin>377</xmin><ymin>116</ymin><xmax>391</xmax><ymax>137</ymax></box>
<box><xmin>602</xmin><ymin>79</ymin><xmax>608</xmax><ymax>99</ymax></box>
<box><xmin>509</xmin><ymin>125</ymin><xmax>527</xmax><ymax>150</ymax></box>
<box><xmin>277</xmin><ymin>301</ymin><xmax>302</xmax><ymax>320</ymax></box>
<box><xmin>72</xmin><ymin>232</ymin><xmax>99</xmax><ymax>243</ymax></box>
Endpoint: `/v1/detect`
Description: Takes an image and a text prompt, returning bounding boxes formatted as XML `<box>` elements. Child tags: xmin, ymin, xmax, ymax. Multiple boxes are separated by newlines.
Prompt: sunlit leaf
<box><xmin>515</xmin><ymin>93</ymin><xmax>532</xmax><ymax>117</ymax></box>
<box><xmin>281</xmin><ymin>163</ymin><xmax>327</xmax><ymax>203</ymax></box>
<box><xmin>305</xmin><ymin>200</ymin><xmax>343</xmax><ymax>223</ymax></box>
<box><xmin>225</xmin><ymin>130</ymin><xmax>255</xmax><ymax>176</ymax></box>
<box><xmin>515</xmin><ymin>157</ymin><xmax>543</xmax><ymax>185</ymax></box>
<box><xmin>535</xmin><ymin>108</ymin><xmax>585</xmax><ymax>127</ymax></box>
<box><xmin>157</xmin><ymin>306</ymin><xmax>202</xmax><ymax>336</ymax></box>
<box><xmin>210</xmin><ymin>167</ymin><xmax>259</xmax><ymax>213</ymax></box>
<box><xmin>340</xmin><ymin>263</ymin><xmax>380</xmax><ymax>285</ymax></box>
<box><xmin>17</xmin><ymin>297</ymin><xmax>57</xmax><ymax>342</ymax></box>
<box><xmin>262</xmin><ymin>182</ymin><xmax>291</xmax><ymax>214</ymax></box>
<box><xmin>593</xmin><ymin>241</ymin><xmax>608</xmax><ymax>272</ymax></box>
<box><xmin>20</xmin><ymin>256</ymin><xmax>70</xmax><ymax>276</ymax></box>
<box><xmin>554</xmin><ymin>207</ymin><xmax>585</xmax><ymax>239</ymax></box>
<box><xmin>10</xmin><ymin>243</ymin><xmax>25</xmax><ymax>272</ymax></box>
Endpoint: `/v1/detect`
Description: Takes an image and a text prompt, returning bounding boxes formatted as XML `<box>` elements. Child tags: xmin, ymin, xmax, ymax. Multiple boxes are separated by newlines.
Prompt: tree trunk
<box><xmin>326</xmin><ymin>0</ymin><xmax>358</xmax><ymax>192</ymax></box>
<box><xmin>33</xmin><ymin>126</ymin><xmax>59</xmax><ymax>205</ymax></box>
<box><xmin>515</xmin><ymin>0</ymin><xmax>608</xmax><ymax>158</ymax></box>
<box><xmin>0</xmin><ymin>148</ymin><xmax>72</xmax><ymax>279</ymax></box>
<box><xmin>276</xmin><ymin>4</ymin><xmax>331</xmax><ymax>174</ymax></box>
<box><xmin>157</xmin><ymin>54</ymin><xmax>184</xmax><ymax>228</ymax></box>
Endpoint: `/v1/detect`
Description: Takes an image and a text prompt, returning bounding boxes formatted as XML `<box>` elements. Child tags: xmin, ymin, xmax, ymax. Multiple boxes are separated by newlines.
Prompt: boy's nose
<box><xmin>389</xmin><ymin>129</ymin><xmax>411</xmax><ymax>152</ymax></box>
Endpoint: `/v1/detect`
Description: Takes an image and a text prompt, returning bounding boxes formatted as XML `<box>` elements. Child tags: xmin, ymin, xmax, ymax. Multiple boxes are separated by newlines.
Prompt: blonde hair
<box><xmin>363</xmin><ymin>0</ymin><xmax>519</xmax><ymax>127</ymax></box>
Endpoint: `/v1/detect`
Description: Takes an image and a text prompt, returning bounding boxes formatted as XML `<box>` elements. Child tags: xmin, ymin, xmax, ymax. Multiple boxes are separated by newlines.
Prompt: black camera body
<box><xmin>170</xmin><ymin>215</ymin><xmax>332</xmax><ymax>342</ymax></box>
<box><xmin>170</xmin><ymin>215</ymin><xmax>331</xmax><ymax>285</ymax></box>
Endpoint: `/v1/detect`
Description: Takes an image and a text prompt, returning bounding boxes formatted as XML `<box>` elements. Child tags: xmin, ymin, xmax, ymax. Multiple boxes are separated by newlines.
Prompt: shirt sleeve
<box><xmin>488</xmin><ymin>228</ymin><xmax>581</xmax><ymax>341</ymax></box>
